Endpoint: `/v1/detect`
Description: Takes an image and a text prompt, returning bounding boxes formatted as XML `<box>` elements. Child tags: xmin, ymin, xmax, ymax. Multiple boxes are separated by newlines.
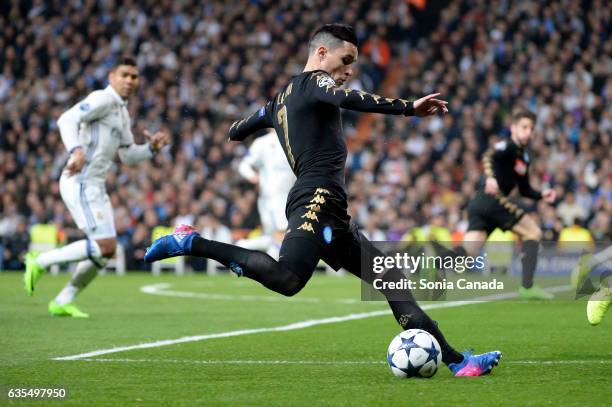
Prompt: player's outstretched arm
<box><xmin>517</xmin><ymin>173</ymin><xmax>545</xmax><ymax>201</ymax></box>
<box><xmin>118</xmin><ymin>128</ymin><xmax>171</xmax><ymax>165</ymax></box>
<box><xmin>228</xmin><ymin>102</ymin><xmax>273</xmax><ymax>142</ymax></box>
<box><xmin>306</xmin><ymin>72</ymin><xmax>447</xmax><ymax>117</ymax></box>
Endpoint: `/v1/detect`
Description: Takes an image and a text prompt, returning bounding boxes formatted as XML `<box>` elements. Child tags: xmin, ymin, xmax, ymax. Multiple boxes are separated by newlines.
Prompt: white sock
<box><xmin>54</xmin><ymin>284</ymin><xmax>79</xmax><ymax>305</ymax></box>
<box><xmin>236</xmin><ymin>235</ymin><xmax>272</xmax><ymax>251</ymax></box>
<box><xmin>37</xmin><ymin>240</ymin><xmax>101</xmax><ymax>268</ymax></box>
<box><xmin>54</xmin><ymin>260</ymin><xmax>98</xmax><ymax>305</ymax></box>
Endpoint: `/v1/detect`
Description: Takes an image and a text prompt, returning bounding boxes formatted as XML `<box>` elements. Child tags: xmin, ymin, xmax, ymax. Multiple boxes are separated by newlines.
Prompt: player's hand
<box><xmin>248</xmin><ymin>174</ymin><xmax>260</xmax><ymax>185</ymax></box>
<box><xmin>484</xmin><ymin>177</ymin><xmax>499</xmax><ymax>195</ymax></box>
<box><xmin>144</xmin><ymin>129</ymin><xmax>171</xmax><ymax>152</ymax></box>
<box><xmin>542</xmin><ymin>188</ymin><xmax>556</xmax><ymax>203</ymax></box>
<box><xmin>413</xmin><ymin>93</ymin><xmax>449</xmax><ymax>117</ymax></box>
<box><xmin>65</xmin><ymin>147</ymin><xmax>86</xmax><ymax>176</ymax></box>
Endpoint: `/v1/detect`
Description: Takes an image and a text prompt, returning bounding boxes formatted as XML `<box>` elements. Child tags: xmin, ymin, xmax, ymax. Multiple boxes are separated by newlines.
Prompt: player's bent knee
<box><xmin>97</xmin><ymin>239</ymin><xmax>117</xmax><ymax>258</ymax></box>
<box><xmin>279</xmin><ymin>278</ymin><xmax>306</xmax><ymax>297</ymax></box>
<box><xmin>277</xmin><ymin>270</ymin><xmax>308</xmax><ymax>297</ymax></box>
<box><xmin>524</xmin><ymin>227</ymin><xmax>542</xmax><ymax>242</ymax></box>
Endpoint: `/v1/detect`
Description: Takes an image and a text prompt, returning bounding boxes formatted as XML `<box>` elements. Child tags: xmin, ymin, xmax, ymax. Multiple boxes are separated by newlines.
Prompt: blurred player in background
<box><xmin>23</xmin><ymin>57</ymin><xmax>170</xmax><ymax>318</ymax></box>
<box><xmin>436</xmin><ymin>111</ymin><xmax>557</xmax><ymax>300</ymax></box>
<box><xmin>237</xmin><ymin>131</ymin><xmax>296</xmax><ymax>259</ymax></box>
<box><xmin>146</xmin><ymin>24</ymin><xmax>502</xmax><ymax>376</ymax></box>
<box><xmin>571</xmin><ymin>246</ymin><xmax>612</xmax><ymax>325</ymax></box>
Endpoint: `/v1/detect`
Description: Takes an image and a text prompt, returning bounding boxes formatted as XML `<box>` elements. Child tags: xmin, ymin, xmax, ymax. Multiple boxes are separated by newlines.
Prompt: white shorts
<box><xmin>59</xmin><ymin>175</ymin><xmax>116</xmax><ymax>240</ymax></box>
<box><xmin>258</xmin><ymin>197</ymin><xmax>288</xmax><ymax>234</ymax></box>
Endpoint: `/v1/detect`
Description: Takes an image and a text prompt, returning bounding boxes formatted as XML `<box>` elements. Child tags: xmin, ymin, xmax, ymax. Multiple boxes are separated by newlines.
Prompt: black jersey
<box><xmin>228</xmin><ymin>70</ymin><xmax>414</xmax><ymax>215</ymax></box>
<box><xmin>481</xmin><ymin>139</ymin><xmax>542</xmax><ymax>200</ymax></box>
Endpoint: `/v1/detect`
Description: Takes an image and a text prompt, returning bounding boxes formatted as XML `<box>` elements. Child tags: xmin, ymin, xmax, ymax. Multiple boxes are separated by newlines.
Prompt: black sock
<box><xmin>389</xmin><ymin>299</ymin><xmax>464</xmax><ymax>365</ymax></box>
<box><xmin>381</xmin><ymin>268</ymin><xmax>463</xmax><ymax>365</ymax></box>
<box><xmin>190</xmin><ymin>236</ymin><xmax>316</xmax><ymax>296</ymax></box>
<box><xmin>521</xmin><ymin>240</ymin><xmax>539</xmax><ymax>289</ymax></box>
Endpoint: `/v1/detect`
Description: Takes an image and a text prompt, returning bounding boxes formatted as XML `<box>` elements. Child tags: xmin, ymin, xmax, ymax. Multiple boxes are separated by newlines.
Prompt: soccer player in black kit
<box><xmin>146</xmin><ymin>24</ymin><xmax>501</xmax><ymax>376</ymax></box>
<box><xmin>439</xmin><ymin>111</ymin><xmax>557</xmax><ymax>300</ymax></box>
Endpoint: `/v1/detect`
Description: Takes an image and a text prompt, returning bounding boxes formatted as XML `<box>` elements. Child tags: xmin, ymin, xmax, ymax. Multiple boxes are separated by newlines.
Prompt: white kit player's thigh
<box><xmin>257</xmin><ymin>198</ymin><xmax>275</xmax><ymax>235</ymax></box>
<box><xmin>258</xmin><ymin>197</ymin><xmax>288</xmax><ymax>234</ymax></box>
<box><xmin>59</xmin><ymin>176</ymin><xmax>116</xmax><ymax>240</ymax></box>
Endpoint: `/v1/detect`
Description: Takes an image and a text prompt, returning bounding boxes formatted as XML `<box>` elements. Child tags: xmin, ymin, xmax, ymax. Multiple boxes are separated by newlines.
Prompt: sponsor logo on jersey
<box><xmin>258</xmin><ymin>106</ymin><xmax>266</xmax><ymax>117</ymax></box>
<box><xmin>514</xmin><ymin>159</ymin><xmax>527</xmax><ymax>176</ymax></box>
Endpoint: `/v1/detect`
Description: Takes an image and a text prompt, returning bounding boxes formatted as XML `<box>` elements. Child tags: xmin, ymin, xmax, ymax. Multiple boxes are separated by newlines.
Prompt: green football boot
<box><xmin>48</xmin><ymin>301</ymin><xmax>89</xmax><ymax>318</ymax></box>
<box><xmin>587</xmin><ymin>286</ymin><xmax>610</xmax><ymax>326</ymax></box>
<box><xmin>24</xmin><ymin>251</ymin><xmax>46</xmax><ymax>296</ymax></box>
<box><xmin>519</xmin><ymin>285</ymin><xmax>554</xmax><ymax>300</ymax></box>
<box><xmin>570</xmin><ymin>252</ymin><xmax>592</xmax><ymax>290</ymax></box>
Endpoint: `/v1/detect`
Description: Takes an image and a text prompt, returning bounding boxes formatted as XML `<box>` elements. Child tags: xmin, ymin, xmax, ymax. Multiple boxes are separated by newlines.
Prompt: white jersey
<box><xmin>56</xmin><ymin>85</ymin><xmax>153</xmax><ymax>239</ymax></box>
<box><xmin>238</xmin><ymin>132</ymin><xmax>295</xmax><ymax>201</ymax></box>
<box><xmin>57</xmin><ymin>85</ymin><xmax>152</xmax><ymax>186</ymax></box>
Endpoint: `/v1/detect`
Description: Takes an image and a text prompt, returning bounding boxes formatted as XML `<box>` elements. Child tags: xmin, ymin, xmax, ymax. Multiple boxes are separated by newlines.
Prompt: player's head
<box><xmin>308</xmin><ymin>24</ymin><xmax>358</xmax><ymax>86</ymax></box>
<box><xmin>108</xmin><ymin>56</ymin><xmax>139</xmax><ymax>99</ymax></box>
<box><xmin>510</xmin><ymin>110</ymin><xmax>537</xmax><ymax>146</ymax></box>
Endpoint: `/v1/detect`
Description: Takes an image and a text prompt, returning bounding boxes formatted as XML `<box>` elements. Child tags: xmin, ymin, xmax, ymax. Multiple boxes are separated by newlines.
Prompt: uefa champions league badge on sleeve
<box><xmin>323</xmin><ymin>226</ymin><xmax>332</xmax><ymax>244</ymax></box>
<box><xmin>79</xmin><ymin>103</ymin><xmax>90</xmax><ymax>111</ymax></box>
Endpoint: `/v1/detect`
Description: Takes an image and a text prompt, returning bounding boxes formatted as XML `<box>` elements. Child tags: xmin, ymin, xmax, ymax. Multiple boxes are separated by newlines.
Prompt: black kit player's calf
<box><xmin>190</xmin><ymin>236</ymin><xmax>320</xmax><ymax>297</ymax></box>
<box><xmin>190</xmin><ymin>229</ymin><xmax>463</xmax><ymax>365</ymax></box>
<box><xmin>329</xmin><ymin>228</ymin><xmax>464</xmax><ymax>365</ymax></box>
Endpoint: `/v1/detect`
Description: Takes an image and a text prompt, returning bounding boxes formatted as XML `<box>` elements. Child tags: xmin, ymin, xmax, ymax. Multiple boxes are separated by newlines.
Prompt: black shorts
<box><xmin>283</xmin><ymin>186</ymin><xmax>355</xmax><ymax>271</ymax></box>
<box><xmin>467</xmin><ymin>191</ymin><xmax>525</xmax><ymax>235</ymax></box>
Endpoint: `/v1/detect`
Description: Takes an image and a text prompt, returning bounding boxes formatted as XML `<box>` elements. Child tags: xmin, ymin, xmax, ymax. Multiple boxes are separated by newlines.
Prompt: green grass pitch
<box><xmin>1</xmin><ymin>272</ymin><xmax>610</xmax><ymax>406</ymax></box>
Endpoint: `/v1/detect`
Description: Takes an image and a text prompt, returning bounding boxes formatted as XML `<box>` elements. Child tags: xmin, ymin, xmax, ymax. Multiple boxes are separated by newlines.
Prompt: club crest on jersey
<box><xmin>514</xmin><ymin>159</ymin><xmax>527</xmax><ymax>176</ymax></box>
<box><xmin>323</xmin><ymin>226</ymin><xmax>332</xmax><ymax>244</ymax></box>
<box><xmin>317</xmin><ymin>75</ymin><xmax>336</xmax><ymax>88</ymax></box>
<box><xmin>80</xmin><ymin>103</ymin><xmax>90</xmax><ymax>111</ymax></box>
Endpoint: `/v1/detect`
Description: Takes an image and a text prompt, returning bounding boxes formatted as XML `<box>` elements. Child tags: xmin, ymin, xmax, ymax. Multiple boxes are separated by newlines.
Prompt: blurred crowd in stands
<box><xmin>0</xmin><ymin>0</ymin><xmax>610</xmax><ymax>270</ymax></box>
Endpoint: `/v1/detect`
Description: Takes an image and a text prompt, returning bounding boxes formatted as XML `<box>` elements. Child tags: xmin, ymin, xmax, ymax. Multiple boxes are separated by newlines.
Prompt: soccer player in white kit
<box><xmin>24</xmin><ymin>57</ymin><xmax>170</xmax><ymax>317</ymax></box>
<box><xmin>237</xmin><ymin>131</ymin><xmax>295</xmax><ymax>259</ymax></box>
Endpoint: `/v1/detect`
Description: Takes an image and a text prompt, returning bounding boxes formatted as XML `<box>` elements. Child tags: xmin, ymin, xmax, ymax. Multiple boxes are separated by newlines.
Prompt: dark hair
<box><xmin>309</xmin><ymin>24</ymin><xmax>358</xmax><ymax>54</ymax></box>
<box><xmin>112</xmin><ymin>56</ymin><xmax>137</xmax><ymax>69</ymax></box>
<box><xmin>512</xmin><ymin>110</ymin><xmax>537</xmax><ymax>123</ymax></box>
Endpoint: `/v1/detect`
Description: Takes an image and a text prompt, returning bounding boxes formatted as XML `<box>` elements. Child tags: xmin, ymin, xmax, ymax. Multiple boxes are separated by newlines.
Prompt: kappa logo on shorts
<box><xmin>305</xmin><ymin>203</ymin><xmax>321</xmax><ymax>212</ymax></box>
<box><xmin>310</xmin><ymin>195</ymin><xmax>326</xmax><ymax>204</ymax></box>
<box><xmin>298</xmin><ymin>222</ymin><xmax>315</xmax><ymax>233</ymax></box>
<box><xmin>301</xmin><ymin>211</ymin><xmax>319</xmax><ymax>222</ymax></box>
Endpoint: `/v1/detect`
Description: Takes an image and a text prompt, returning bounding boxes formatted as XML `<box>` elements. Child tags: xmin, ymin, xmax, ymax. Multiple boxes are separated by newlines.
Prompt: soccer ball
<box><xmin>386</xmin><ymin>329</ymin><xmax>442</xmax><ymax>378</ymax></box>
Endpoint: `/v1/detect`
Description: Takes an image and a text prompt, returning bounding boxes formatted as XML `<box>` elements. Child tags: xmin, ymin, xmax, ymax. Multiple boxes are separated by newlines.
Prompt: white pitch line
<box><xmin>140</xmin><ymin>283</ymin><xmax>372</xmax><ymax>305</ymax></box>
<box><xmin>53</xmin><ymin>285</ymin><xmax>571</xmax><ymax>362</ymax></box>
<box><xmin>508</xmin><ymin>360</ymin><xmax>612</xmax><ymax>365</ymax></box>
<box><xmin>80</xmin><ymin>358</ymin><xmax>384</xmax><ymax>365</ymax></box>
<box><xmin>75</xmin><ymin>358</ymin><xmax>612</xmax><ymax>366</ymax></box>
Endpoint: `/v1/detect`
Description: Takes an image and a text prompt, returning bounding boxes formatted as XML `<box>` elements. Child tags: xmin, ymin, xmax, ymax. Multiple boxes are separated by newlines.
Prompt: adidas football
<box><xmin>386</xmin><ymin>329</ymin><xmax>442</xmax><ymax>378</ymax></box>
